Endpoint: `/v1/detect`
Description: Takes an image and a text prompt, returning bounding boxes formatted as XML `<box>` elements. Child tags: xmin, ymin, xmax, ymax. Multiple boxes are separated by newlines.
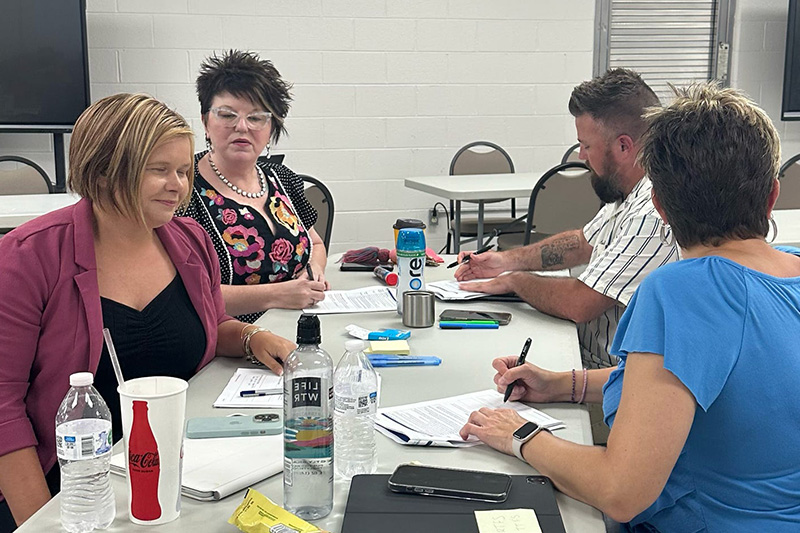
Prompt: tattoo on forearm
<box><xmin>541</xmin><ymin>235</ymin><xmax>580</xmax><ymax>268</ymax></box>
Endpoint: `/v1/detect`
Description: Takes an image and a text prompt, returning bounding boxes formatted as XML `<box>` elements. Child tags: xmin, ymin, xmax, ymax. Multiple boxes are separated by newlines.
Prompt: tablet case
<box><xmin>341</xmin><ymin>474</ymin><xmax>566</xmax><ymax>533</ymax></box>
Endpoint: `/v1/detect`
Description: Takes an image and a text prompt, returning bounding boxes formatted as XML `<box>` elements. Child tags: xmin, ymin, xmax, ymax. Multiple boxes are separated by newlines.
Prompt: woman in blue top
<box><xmin>460</xmin><ymin>83</ymin><xmax>800</xmax><ymax>531</ymax></box>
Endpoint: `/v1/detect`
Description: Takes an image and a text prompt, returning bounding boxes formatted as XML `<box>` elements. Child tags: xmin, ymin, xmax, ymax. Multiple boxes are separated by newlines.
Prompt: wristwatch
<box><xmin>512</xmin><ymin>421</ymin><xmax>548</xmax><ymax>461</ymax></box>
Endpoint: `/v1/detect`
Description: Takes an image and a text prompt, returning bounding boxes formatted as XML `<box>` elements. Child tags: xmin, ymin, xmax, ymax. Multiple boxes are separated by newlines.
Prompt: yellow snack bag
<box><xmin>228</xmin><ymin>488</ymin><xmax>325</xmax><ymax>533</ymax></box>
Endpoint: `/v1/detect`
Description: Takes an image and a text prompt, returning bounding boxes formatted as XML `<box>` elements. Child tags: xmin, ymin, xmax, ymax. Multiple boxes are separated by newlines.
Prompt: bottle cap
<box><xmin>345</xmin><ymin>339</ymin><xmax>366</xmax><ymax>353</ymax></box>
<box><xmin>392</xmin><ymin>218</ymin><xmax>426</xmax><ymax>231</ymax></box>
<box><xmin>297</xmin><ymin>313</ymin><xmax>322</xmax><ymax>344</ymax></box>
<box><xmin>69</xmin><ymin>372</ymin><xmax>94</xmax><ymax>387</ymax></box>
<box><xmin>396</xmin><ymin>227</ymin><xmax>426</xmax><ymax>252</ymax></box>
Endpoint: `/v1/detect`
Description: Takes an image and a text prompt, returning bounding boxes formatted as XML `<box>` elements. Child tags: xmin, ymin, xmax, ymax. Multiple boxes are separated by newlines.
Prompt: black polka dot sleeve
<box><xmin>261</xmin><ymin>162</ymin><xmax>318</xmax><ymax>230</ymax></box>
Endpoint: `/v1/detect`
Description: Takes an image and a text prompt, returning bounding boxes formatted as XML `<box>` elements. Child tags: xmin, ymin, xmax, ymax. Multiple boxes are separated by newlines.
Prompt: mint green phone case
<box><xmin>186</xmin><ymin>413</ymin><xmax>282</xmax><ymax>439</ymax></box>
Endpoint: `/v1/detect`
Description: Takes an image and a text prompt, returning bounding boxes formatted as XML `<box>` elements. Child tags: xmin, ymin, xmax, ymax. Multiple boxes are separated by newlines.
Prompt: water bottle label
<box><xmin>283</xmin><ymin>456</ymin><xmax>333</xmax><ymax>488</ymax></box>
<box><xmin>290</xmin><ymin>377</ymin><xmax>325</xmax><ymax>408</ymax></box>
<box><xmin>55</xmin><ymin>422</ymin><xmax>113</xmax><ymax>461</ymax></box>
<box><xmin>334</xmin><ymin>391</ymin><xmax>378</xmax><ymax>415</ymax></box>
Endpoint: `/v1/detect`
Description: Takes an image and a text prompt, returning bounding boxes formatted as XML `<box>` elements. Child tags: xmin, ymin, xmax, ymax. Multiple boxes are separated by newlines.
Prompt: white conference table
<box><xmin>0</xmin><ymin>192</ymin><xmax>79</xmax><ymax>229</ymax></box>
<box><xmin>405</xmin><ymin>173</ymin><xmax>544</xmax><ymax>252</ymax></box>
<box><xmin>19</xmin><ymin>258</ymin><xmax>603</xmax><ymax>532</ymax></box>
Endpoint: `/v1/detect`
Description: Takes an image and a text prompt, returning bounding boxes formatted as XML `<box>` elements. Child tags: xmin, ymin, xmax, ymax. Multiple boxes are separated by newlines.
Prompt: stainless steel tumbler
<box><xmin>402</xmin><ymin>290</ymin><xmax>435</xmax><ymax>328</ymax></box>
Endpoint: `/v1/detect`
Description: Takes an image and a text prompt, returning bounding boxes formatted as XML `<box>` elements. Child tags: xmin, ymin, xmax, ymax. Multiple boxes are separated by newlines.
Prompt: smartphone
<box><xmin>186</xmin><ymin>413</ymin><xmax>282</xmax><ymax>439</ymax></box>
<box><xmin>438</xmin><ymin>309</ymin><xmax>513</xmax><ymax>325</ymax></box>
<box><xmin>387</xmin><ymin>464</ymin><xmax>512</xmax><ymax>502</ymax></box>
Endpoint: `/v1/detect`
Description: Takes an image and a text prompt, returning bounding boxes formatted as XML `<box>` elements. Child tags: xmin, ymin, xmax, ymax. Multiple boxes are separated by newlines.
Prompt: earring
<box><xmin>767</xmin><ymin>215</ymin><xmax>778</xmax><ymax>244</ymax></box>
<box><xmin>263</xmin><ymin>143</ymin><xmax>271</xmax><ymax>159</ymax></box>
<box><xmin>205</xmin><ymin>135</ymin><xmax>213</xmax><ymax>154</ymax></box>
<box><xmin>659</xmin><ymin>221</ymin><xmax>675</xmax><ymax>247</ymax></box>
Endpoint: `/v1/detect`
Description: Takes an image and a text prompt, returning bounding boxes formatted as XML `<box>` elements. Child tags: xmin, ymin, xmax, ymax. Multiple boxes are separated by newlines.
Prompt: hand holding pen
<box><xmin>503</xmin><ymin>337</ymin><xmax>532</xmax><ymax>402</ymax></box>
<box><xmin>447</xmin><ymin>243</ymin><xmax>494</xmax><ymax>269</ymax></box>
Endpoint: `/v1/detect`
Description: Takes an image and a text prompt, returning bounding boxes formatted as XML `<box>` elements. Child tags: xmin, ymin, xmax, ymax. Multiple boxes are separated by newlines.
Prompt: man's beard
<box><xmin>587</xmin><ymin>160</ymin><xmax>625</xmax><ymax>204</ymax></box>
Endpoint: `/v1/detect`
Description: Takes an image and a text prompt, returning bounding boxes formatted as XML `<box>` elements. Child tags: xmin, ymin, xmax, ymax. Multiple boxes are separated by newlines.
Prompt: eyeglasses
<box><xmin>209</xmin><ymin>107</ymin><xmax>272</xmax><ymax>130</ymax></box>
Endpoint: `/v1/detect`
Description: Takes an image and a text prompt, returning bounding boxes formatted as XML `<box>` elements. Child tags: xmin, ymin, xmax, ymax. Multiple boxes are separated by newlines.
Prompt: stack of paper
<box><xmin>213</xmin><ymin>368</ymin><xmax>283</xmax><ymax>408</ymax></box>
<box><xmin>365</xmin><ymin>340</ymin><xmax>410</xmax><ymax>355</ymax></box>
<box><xmin>304</xmin><ymin>286</ymin><xmax>397</xmax><ymax>314</ymax></box>
<box><xmin>427</xmin><ymin>271</ymin><xmax>570</xmax><ymax>301</ymax></box>
<box><xmin>375</xmin><ymin>389</ymin><xmax>564</xmax><ymax>447</ymax></box>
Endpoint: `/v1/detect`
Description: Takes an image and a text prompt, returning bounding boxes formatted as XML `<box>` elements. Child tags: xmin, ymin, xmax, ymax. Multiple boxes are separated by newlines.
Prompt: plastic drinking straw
<box><xmin>102</xmin><ymin>327</ymin><xmax>125</xmax><ymax>387</ymax></box>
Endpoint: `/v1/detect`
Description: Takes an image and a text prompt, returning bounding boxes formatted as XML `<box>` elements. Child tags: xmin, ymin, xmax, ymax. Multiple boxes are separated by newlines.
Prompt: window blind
<box><xmin>595</xmin><ymin>0</ymin><xmax>734</xmax><ymax>102</ymax></box>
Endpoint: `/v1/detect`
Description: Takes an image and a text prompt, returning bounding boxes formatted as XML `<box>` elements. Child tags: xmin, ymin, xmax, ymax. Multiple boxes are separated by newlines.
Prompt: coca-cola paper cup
<box><xmin>118</xmin><ymin>376</ymin><xmax>188</xmax><ymax>525</ymax></box>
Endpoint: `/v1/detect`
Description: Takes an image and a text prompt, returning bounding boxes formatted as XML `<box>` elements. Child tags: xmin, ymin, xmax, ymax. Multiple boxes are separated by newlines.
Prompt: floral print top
<box><xmin>178</xmin><ymin>152</ymin><xmax>316</xmax><ymax>322</ymax></box>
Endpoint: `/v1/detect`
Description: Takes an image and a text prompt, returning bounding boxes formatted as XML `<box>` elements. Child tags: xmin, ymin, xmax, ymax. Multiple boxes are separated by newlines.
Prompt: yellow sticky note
<box><xmin>366</xmin><ymin>340</ymin><xmax>410</xmax><ymax>355</ymax></box>
<box><xmin>474</xmin><ymin>508</ymin><xmax>543</xmax><ymax>533</ymax></box>
<box><xmin>228</xmin><ymin>488</ymin><xmax>325</xmax><ymax>533</ymax></box>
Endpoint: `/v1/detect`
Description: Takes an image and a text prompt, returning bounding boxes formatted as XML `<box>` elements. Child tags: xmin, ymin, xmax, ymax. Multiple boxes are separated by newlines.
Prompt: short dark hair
<box><xmin>196</xmin><ymin>49</ymin><xmax>292</xmax><ymax>143</ymax></box>
<box><xmin>568</xmin><ymin>68</ymin><xmax>660</xmax><ymax>141</ymax></box>
<box><xmin>639</xmin><ymin>83</ymin><xmax>780</xmax><ymax>248</ymax></box>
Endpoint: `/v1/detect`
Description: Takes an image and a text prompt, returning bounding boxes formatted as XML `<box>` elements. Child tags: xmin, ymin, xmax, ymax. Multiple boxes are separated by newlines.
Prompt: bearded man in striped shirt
<box><xmin>456</xmin><ymin>68</ymin><xmax>679</xmax><ymax>370</ymax></box>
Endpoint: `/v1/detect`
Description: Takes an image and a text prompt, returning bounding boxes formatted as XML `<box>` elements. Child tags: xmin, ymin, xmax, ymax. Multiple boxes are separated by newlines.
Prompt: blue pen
<box><xmin>240</xmin><ymin>390</ymin><xmax>271</xmax><ymax>397</ymax></box>
<box><xmin>439</xmin><ymin>322</ymin><xmax>500</xmax><ymax>329</ymax></box>
<box><xmin>368</xmin><ymin>354</ymin><xmax>439</xmax><ymax>361</ymax></box>
<box><xmin>369</xmin><ymin>358</ymin><xmax>441</xmax><ymax>367</ymax></box>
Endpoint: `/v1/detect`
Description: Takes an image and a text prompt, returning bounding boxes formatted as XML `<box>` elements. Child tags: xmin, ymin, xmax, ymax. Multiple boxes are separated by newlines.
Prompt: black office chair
<box><xmin>299</xmin><ymin>174</ymin><xmax>334</xmax><ymax>252</ymax></box>
<box><xmin>446</xmin><ymin>141</ymin><xmax>524</xmax><ymax>253</ymax></box>
<box><xmin>0</xmin><ymin>155</ymin><xmax>54</xmax><ymax>194</ymax></box>
<box><xmin>560</xmin><ymin>143</ymin><xmax>581</xmax><ymax>164</ymax></box>
<box><xmin>497</xmin><ymin>162</ymin><xmax>600</xmax><ymax>250</ymax></box>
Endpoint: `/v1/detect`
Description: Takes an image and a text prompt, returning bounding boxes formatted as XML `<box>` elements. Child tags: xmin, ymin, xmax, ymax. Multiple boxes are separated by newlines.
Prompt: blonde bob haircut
<box><xmin>68</xmin><ymin>93</ymin><xmax>195</xmax><ymax>221</ymax></box>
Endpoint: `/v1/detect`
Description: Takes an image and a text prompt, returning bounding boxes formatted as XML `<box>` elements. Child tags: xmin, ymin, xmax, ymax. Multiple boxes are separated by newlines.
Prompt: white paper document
<box><xmin>375</xmin><ymin>389</ymin><xmax>565</xmax><ymax>447</ymax></box>
<box><xmin>213</xmin><ymin>367</ymin><xmax>283</xmax><ymax>409</ymax></box>
<box><xmin>303</xmin><ymin>286</ymin><xmax>397</xmax><ymax>314</ymax></box>
<box><xmin>427</xmin><ymin>271</ymin><xmax>570</xmax><ymax>301</ymax></box>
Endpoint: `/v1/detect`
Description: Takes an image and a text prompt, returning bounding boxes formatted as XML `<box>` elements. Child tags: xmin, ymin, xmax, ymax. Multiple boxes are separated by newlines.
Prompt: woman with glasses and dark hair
<box><xmin>179</xmin><ymin>50</ymin><xmax>328</xmax><ymax>322</ymax></box>
<box><xmin>460</xmin><ymin>83</ymin><xmax>800</xmax><ymax>531</ymax></box>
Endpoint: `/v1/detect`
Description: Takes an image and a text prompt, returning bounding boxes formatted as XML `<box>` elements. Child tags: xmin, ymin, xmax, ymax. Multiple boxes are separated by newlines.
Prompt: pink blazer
<box><xmin>0</xmin><ymin>198</ymin><xmax>233</xmax><ymax>488</ymax></box>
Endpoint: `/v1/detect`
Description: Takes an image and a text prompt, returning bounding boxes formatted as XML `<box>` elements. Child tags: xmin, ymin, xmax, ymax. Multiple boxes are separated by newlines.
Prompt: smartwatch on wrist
<box><xmin>512</xmin><ymin>421</ymin><xmax>549</xmax><ymax>461</ymax></box>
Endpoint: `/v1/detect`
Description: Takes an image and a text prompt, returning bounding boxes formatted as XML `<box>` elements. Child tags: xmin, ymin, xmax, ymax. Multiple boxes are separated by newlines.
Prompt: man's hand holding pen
<box><xmin>454</xmin><ymin>247</ymin><xmax>507</xmax><ymax>281</ymax></box>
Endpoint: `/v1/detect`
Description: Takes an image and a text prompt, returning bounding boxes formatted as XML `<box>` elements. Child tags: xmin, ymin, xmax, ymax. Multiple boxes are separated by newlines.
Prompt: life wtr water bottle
<box><xmin>55</xmin><ymin>372</ymin><xmax>116</xmax><ymax>533</ymax></box>
<box><xmin>283</xmin><ymin>314</ymin><xmax>334</xmax><ymax>519</ymax></box>
<box><xmin>396</xmin><ymin>227</ymin><xmax>426</xmax><ymax>314</ymax></box>
<box><xmin>333</xmin><ymin>340</ymin><xmax>379</xmax><ymax>480</ymax></box>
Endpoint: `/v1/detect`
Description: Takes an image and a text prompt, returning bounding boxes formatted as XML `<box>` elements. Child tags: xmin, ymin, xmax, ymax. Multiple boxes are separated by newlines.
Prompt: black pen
<box><xmin>446</xmin><ymin>243</ymin><xmax>495</xmax><ymax>269</ymax></box>
<box><xmin>503</xmin><ymin>337</ymin><xmax>532</xmax><ymax>402</ymax></box>
<box><xmin>306</xmin><ymin>263</ymin><xmax>314</xmax><ymax>281</ymax></box>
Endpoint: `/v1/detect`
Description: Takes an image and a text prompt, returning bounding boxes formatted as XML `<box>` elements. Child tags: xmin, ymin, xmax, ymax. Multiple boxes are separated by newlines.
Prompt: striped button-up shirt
<box><xmin>577</xmin><ymin>176</ymin><xmax>679</xmax><ymax>369</ymax></box>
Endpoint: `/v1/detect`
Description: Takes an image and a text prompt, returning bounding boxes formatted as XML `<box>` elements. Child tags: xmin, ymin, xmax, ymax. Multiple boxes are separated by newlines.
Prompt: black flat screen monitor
<box><xmin>0</xmin><ymin>0</ymin><xmax>90</xmax><ymax>129</ymax></box>
<box><xmin>783</xmin><ymin>0</ymin><xmax>800</xmax><ymax>120</ymax></box>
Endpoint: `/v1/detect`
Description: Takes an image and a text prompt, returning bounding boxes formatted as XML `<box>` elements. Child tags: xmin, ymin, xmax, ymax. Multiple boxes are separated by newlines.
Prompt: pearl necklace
<box><xmin>208</xmin><ymin>154</ymin><xmax>267</xmax><ymax>199</ymax></box>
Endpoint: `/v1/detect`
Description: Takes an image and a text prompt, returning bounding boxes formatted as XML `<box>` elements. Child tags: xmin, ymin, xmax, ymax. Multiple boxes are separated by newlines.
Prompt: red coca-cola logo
<box><xmin>129</xmin><ymin>451</ymin><xmax>160</xmax><ymax>469</ymax></box>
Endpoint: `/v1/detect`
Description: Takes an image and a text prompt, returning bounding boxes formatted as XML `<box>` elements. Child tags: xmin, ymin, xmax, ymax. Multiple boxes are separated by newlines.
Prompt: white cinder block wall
<box><xmin>2</xmin><ymin>0</ymin><xmax>799</xmax><ymax>252</ymax></box>
<box><xmin>732</xmin><ymin>0</ymin><xmax>800</xmax><ymax>159</ymax></box>
<box><xmin>1</xmin><ymin>0</ymin><xmax>595</xmax><ymax>254</ymax></box>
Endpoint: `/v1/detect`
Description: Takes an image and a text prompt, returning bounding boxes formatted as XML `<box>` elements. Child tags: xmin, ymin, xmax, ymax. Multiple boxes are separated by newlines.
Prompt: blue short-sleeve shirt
<box><xmin>602</xmin><ymin>247</ymin><xmax>800</xmax><ymax>531</ymax></box>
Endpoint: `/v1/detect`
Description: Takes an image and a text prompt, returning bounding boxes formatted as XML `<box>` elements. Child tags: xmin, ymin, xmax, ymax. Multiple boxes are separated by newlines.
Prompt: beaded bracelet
<box><xmin>578</xmin><ymin>368</ymin><xmax>589</xmax><ymax>404</ymax></box>
<box><xmin>571</xmin><ymin>368</ymin><xmax>577</xmax><ymax>403</ymax></box>
<box><xmin>242</xmin><ymin>326</ymin><xmax>268</xmax><ymax>365</ymax></box>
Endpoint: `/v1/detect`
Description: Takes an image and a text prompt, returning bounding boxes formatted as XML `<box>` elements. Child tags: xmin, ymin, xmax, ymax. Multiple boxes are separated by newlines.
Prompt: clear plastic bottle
<box><xmin>333</xmin><ymin>340</ymin><xmax>379</xmax><ymax>480</ymax></box>
<box><xmin>55</xmin><ymin>372</ymin><xmax>116</xmax><ymax>533</ymax></box>
<box><xmin>396</xmin><ymin>227</ymin><xmax>426</xmax><ymax>314</ymax></box>
<box><xmin>283</xmin><ymin>314</ymin><xmax>334</xmax><ymax>520</ymax></box>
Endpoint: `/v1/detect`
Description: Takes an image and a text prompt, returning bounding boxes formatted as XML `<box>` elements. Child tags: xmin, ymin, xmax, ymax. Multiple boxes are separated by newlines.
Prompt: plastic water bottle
<box><xmin>283</xmin><ymin>314</ymin><xmax>334</xmax><ymax>520</ymax></box>
<box><xmin>334</xmin><ymin>340</ymin><xmax>379</xmax><ymax>480</ymax></box>
<box><xmin>55</xmin><ymin>372</ymin><xmax>115</xmax><ymax>533</ymax></box>
<box><xmin>396</xmin><ymin>227</ymin><xmax>426</xmax><ymax>314</ymax></box>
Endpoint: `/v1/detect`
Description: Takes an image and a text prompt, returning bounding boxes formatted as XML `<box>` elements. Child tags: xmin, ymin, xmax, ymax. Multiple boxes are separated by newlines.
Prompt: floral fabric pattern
<box><xmin>198</xmin><ymin>171</ymin><xmax>310</xmax><ymax>287</ymax></box>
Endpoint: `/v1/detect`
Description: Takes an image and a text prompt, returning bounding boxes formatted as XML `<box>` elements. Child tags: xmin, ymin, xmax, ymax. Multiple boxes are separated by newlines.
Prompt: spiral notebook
<box><xmin>110</xmin><ymin>434</ymin><xmax>282</xmax><ymax>501</ymax></box>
